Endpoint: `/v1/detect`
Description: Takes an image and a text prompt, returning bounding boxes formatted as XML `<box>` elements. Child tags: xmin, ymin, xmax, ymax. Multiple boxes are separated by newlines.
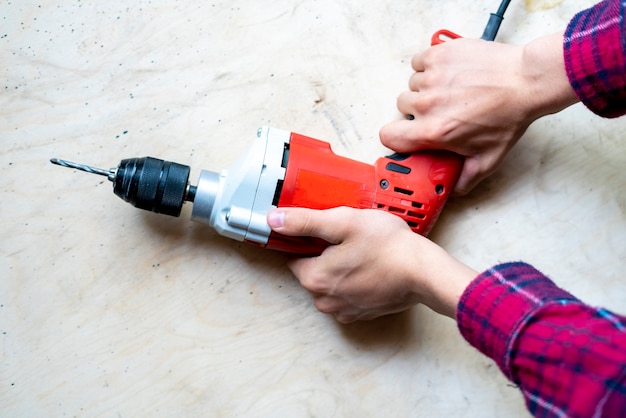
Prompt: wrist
<box><xmin>405</xmin><ymin>234</ymin><xmax>478</xmax><ymax>319</ymax></box>
<box><xmin>520</xmin><ymin>32</ymin><xmax>579</xmax><ymax>120</ymax></box>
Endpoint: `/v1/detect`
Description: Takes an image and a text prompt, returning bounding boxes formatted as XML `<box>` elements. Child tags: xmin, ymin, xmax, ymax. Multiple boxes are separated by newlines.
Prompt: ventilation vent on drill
<box><xmin>394</xmin><ymin>187</ymin><xmax>413</xmax><ymax>196</ymax></box>
<box><xmin>377</xmin><ymin>201</ymin><xmax>427</xmax><ymax>230</ymax></box>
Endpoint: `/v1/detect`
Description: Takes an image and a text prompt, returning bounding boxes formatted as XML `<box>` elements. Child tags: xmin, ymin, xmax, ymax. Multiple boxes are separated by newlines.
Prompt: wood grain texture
<box><xmin>1</xmin><ymin>1</ymin><xmax>623</xmax><ymax>416</ymax></box>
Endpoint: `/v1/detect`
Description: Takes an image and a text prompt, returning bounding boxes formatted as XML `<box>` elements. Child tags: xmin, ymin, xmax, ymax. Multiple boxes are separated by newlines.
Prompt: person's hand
<box><xmin>380</xmin><ymin>33</ymin><xmax>579</xmax><ymax>195</ymax></box>
<box><xmin>267</xmin><ymin>207</ymin><xmax>477</xmax><ymax>323</ymax></box>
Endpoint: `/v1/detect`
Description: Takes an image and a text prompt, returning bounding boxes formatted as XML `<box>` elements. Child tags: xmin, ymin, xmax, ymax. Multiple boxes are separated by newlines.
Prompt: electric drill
<box><xmin>51</xmin><ymin>1</ymin><xmax>514</xmax><ymax>255</ymax></box>
<box><xmin>51</xmin><ymin>126</ymin><xmax>463</xmax><ymax>255</ymax></box>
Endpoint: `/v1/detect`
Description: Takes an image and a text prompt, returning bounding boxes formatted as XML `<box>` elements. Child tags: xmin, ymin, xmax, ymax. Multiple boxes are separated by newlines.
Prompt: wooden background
<box><xmin>2</xmin><ymin>1</ymin><xmax>624</xmax><ymax>416</ymax></box>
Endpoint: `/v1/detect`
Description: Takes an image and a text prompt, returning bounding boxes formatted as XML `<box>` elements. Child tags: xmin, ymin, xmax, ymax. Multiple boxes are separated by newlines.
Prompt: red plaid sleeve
<box><xmin>564</xmin><ymin>0</ymin><xmax>626</xmax><ymax>117</ymax></box>
<box><xmin>457</xmin><ymin>262</ymin><xmax>626</xmax><ymax>417</ymax></box>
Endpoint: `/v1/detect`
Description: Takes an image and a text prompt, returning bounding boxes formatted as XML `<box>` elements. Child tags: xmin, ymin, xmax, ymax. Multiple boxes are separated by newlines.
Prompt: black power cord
<box><xmin>481</xmin><ymin>0</ymin><xmax>512</xmax><ymax>41</ymax></box>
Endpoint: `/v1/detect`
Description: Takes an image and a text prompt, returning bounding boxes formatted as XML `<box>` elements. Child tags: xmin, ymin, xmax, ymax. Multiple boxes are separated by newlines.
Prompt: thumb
<box><xmin>451</xmin><ymin>157</ymin><xmax>481</xmax><ymax>196</ymax></box>
<box><xmin>267</xmin><ymin>207</ymin><xmax>349</xmax><ymax>244</ymax></box>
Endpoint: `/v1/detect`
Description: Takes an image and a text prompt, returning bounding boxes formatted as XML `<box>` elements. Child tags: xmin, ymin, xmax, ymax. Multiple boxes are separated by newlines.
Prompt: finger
<box><xmin>396</xmin><ymin>91</ymin><xmax>418</xmax><ymax>115</ymax></box>
<box><xmin>397</xmin><ymin>90</ymin><xmax>441</xmax><ymax>123</ymax></box>
<box><xmin>379</xmin><ymin>118</ymin><xmax>448</xmax><ymax>153</ymax></box>
<box><xmin>411</xmin><ymin>50</ymin><xmax>426</xmax><ymax>72</ymax></box>
<box><xmin>315</xmin><ymin>299</ymin><xmax>361</xmax><ymax>324</ymax></box>
<box><xmin>453</xmin><ymin>172</ymin><xmax>481</xmax><ymax>196</ymax></box>
<box><xmin>379</xmin><ymin>120</ymin><xmax>422</xmax><ymax>153</ymax></box>
<box><xmin>334</xmin><ymin>312</ymin><xmax>358</xmax><ymax>324</ymax></box>
<box><xmin>267</xmin><ymin>207</ymin><xmax>351</xmax><ymax>244</ymax></box>
<box><xmin>396</xmin><ymin>90</ymin><xmax>435</xmax><ymax>116</ymax></box>
<box><xmin>313</xmin><ymin>295</ymin><xmax>344</xmax><ymax>314</ymax></box>
<box><xmin>287</xmin><ymin>256</ymin><xmax>331</xmax><ymax>294</ymax></box>
<box><xmin>287</xmin><ymin>258</ymin><xmax>347</xmax><ymax>312</ymax></box>
<box><xmin>408</xmin><ymin>72</ymin><xmax>423</xmax><ymax>92</ymax></box>
<box><xmin>452</xmin><ymin>156</ymin><xmax>487</xmax><ymax>196</ymax></box>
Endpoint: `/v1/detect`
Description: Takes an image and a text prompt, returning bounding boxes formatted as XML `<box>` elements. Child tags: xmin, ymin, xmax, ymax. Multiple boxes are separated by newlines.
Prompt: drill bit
<box><xmin>50</xmin><ymin>158</ymin><xmax>116</xmax><ymax>181</ymax></box>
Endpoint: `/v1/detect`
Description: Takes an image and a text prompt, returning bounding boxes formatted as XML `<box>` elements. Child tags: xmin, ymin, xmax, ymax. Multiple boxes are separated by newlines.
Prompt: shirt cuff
<box><xmin>563</xmin><ymin>0</ymin><xmax>626</xmax><ymax>118</ymax></box>
<box><xmin>456</xmin><ymin>262</ymin><xmax>578</xmax><ymax>381</ymax></box>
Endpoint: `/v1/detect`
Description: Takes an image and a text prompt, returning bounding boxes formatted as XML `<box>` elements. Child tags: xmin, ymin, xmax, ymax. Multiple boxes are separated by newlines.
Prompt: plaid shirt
<box><xmin>564</xmin><ymin>0</ymin><xmax>626</xmax><ymax>117</ymax></box>
<box><xmin>457</xmin><ymin>263</ymin><xmax>626</xmax><ymax>417</ymax></box>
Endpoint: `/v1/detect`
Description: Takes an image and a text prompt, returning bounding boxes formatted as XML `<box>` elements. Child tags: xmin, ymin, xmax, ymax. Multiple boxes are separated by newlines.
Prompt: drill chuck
<box><xmin>114</xmin><ymin>157</ymin><xmax>192</xmax><ymax>217</ymax></box>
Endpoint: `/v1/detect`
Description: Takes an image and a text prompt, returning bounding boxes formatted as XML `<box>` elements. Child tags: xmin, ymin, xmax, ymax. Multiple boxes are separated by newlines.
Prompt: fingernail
<box><xmin>267</xmin><ymin>209</ymin><xmax>285</xmax><ymax>229</ymax></box>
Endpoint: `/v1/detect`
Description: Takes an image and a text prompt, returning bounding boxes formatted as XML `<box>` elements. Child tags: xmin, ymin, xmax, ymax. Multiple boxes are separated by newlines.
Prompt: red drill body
<box><xmin>266</xmin><ymin>132</ymin><xmax>463</xmax><ymax>253</ymax></box>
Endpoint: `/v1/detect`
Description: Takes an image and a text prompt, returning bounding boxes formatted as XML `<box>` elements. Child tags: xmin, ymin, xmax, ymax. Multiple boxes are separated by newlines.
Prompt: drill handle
<box><xmin>431</xmin><ymin>29</ymin><xmax>462</xmax><ymax>45</ymax></box>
